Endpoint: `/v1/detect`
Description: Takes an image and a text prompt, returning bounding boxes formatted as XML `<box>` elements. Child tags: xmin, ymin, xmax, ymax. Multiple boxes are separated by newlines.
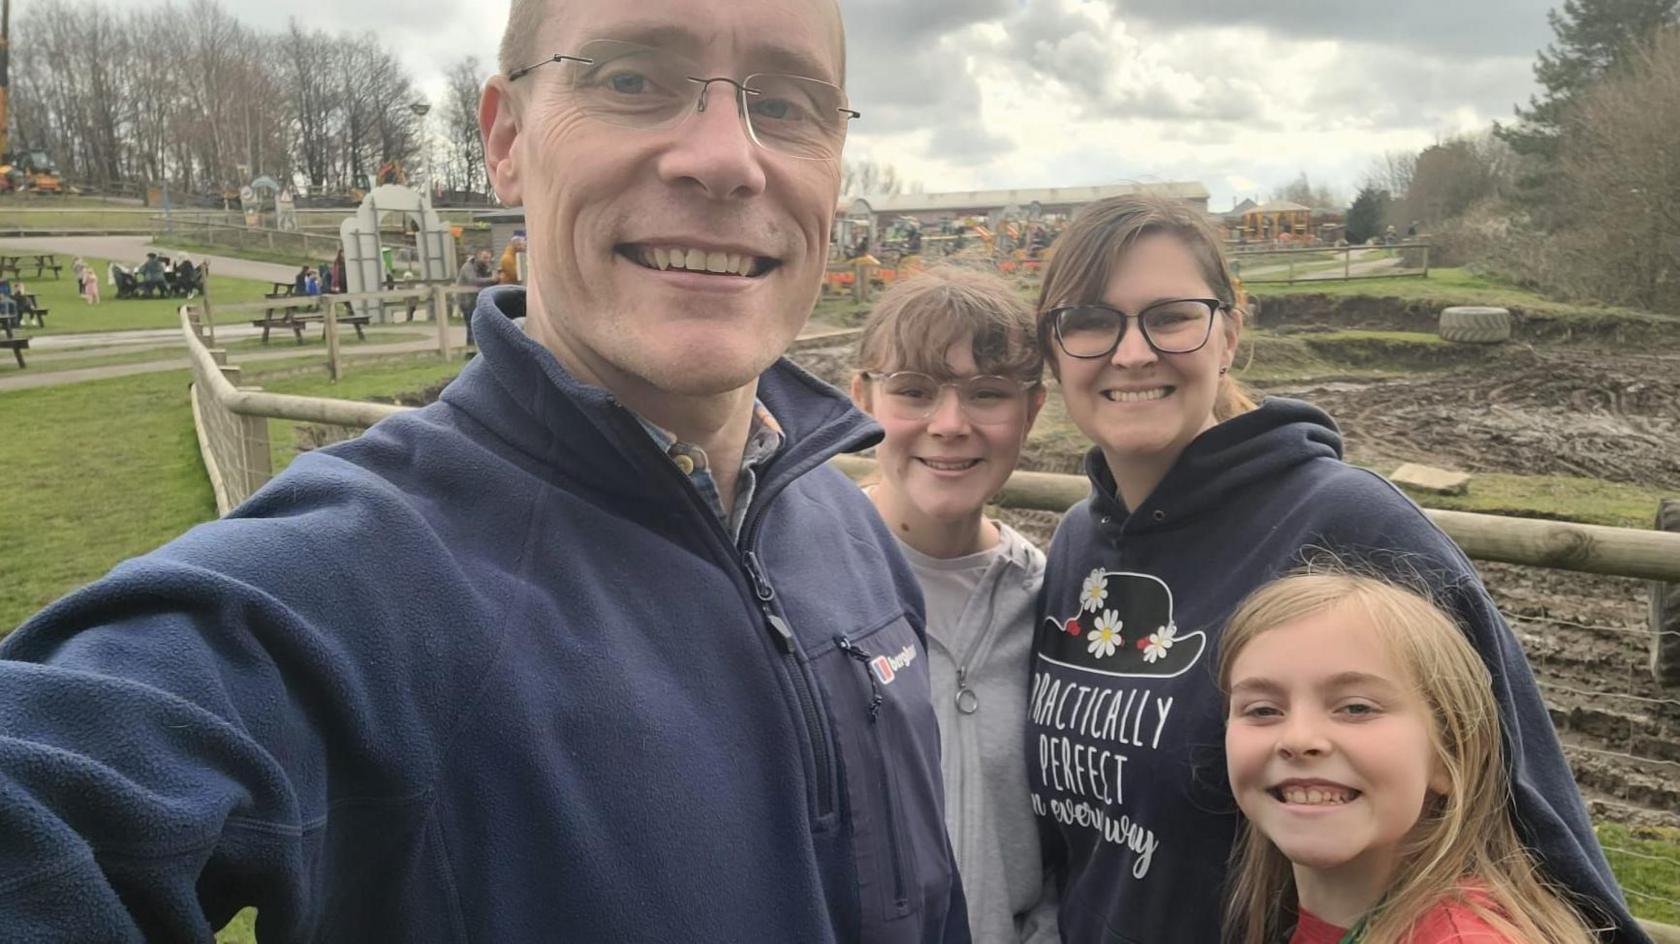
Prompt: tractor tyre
<box><xmin>1438</xmin><ymin>305</ymin><xmax>1512</xmax><ymax>344</ymax></box>
<box><xmin>1651</xmin><ymin>498</ymin><xmax>1680</xmax><ymax>687</ymax></box>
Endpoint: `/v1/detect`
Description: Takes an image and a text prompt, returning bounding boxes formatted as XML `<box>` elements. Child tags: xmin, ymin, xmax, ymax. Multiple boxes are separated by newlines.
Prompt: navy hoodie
<box><xmin>0</xmin><ymin>288</ymin><xmax>969</xmax><ymax>943</ymax></box>
<box><xmin>1028</xmin><ymin>398</ymin><xmax>1647</xmax><ymax>944</ymax></box>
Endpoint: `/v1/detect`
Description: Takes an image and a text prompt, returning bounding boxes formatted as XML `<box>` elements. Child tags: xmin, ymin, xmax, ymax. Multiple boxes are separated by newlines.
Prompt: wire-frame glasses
<box><xmin>1046</xmin><ymin>298</ymin><xmax>1225</xmax><ymax>358</ymax></box>
<box><xmin>508</xmin><ymin>39</ymin><xmax>859</xmax><ymax>162</ymax></box>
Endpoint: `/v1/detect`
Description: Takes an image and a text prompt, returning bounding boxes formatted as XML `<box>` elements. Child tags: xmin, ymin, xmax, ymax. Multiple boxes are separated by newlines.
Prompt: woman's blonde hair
<box><xmin>1034</xmin><ymin>193</ymin><xmax>1255</xmax><ymax>421</ymax></box>
<box><xmin>856</xmin><ymin>264</ymin><xmax>1042</xmax><ymax>382</ymax></box>
<box><xmin>1216</xmin><ymin>568</ymin><xmax>1600</xmax><ymax>944</ymax></box>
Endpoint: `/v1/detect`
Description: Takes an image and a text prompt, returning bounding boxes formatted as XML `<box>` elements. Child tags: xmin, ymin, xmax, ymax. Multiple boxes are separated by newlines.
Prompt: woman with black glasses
<box><xmin>1024</xmin><ymin>195</ymin><xmax>1645</xmax><ymax>943</ymax></box>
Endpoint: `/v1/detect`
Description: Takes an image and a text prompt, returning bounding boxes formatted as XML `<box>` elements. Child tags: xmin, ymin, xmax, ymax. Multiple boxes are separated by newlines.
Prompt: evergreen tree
<box><xmin>1498</xmin><ymin>0</ymin><xmax>1680</xmax><ymax>159</ymax></box>
<box><xmin>1345</xmin><ymin>185</ymin><xmax>1389</xmax><ymax>245</ymax></box>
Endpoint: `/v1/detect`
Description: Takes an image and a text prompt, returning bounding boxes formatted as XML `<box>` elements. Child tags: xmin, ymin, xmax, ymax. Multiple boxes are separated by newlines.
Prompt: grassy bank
<box><xmin>0</xmin><ymin>355</ymin><xmax>464</xmax><ymax>632</ymax></box>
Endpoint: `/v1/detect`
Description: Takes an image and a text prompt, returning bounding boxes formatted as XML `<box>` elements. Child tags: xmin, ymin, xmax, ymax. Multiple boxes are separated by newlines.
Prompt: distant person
<box><xmin>332</xmin><ymin>248</ymin><xmax>347</xmax><ymax>294</ymax></box>
<box><xmin>294</xmin><ymin>265</ymin><xmax>311</xmax><ymax>296</ymax></box>
<box><xmin>1406</xmin><ymin>220</ymin><xmax>1419</xmax><ymax>240</ymax></box>
<box><xmin>317</xmin><ymin>261</ymin><xmax>333</xmax><ymax>293</ymax></box>
<box><xmin>456</xmin><ymin>249</ymin><xmax>498</xmax><ymax>345</ymax></box>
<box><xmin>138</xmin><ymin>252</ymin><xmax>168</xmax><ymax>297</ymax></box>
<box><xmin>1384</xmin><ymin>223</ymin><xmax>1397</xmax><ymax>246</ymax></box>
<box><xmin>304</xmin><ymin>272</ymin><xmax>321</xmax><ymax>296</ymax></box>
<box><xmin>496</xmin><ymin>234</ymin><xmax>525</xmax><ymax>284</ymax></box>
<box><xmin>71</xmin><ymin>256</ymin><xmax>87</xmax><ymax>287</ymax></box>
<box><xmin>81</xmin><ymin>262</ymin><xmax>100</xmax><ymax>305</ymax></box>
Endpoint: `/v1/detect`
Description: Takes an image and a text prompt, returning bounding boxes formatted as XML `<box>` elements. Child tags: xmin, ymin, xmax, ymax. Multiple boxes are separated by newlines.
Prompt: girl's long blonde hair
<box><xmin>1216</xmin><ymin>569</ymin><xmax>1602</xmax><ymax>944</ymax></box>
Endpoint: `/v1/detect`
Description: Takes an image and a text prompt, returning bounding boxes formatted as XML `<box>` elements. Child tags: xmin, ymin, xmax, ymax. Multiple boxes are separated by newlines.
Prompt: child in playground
<box><xmin>80</xmin><ymin>259</ymin><xmax>100</xmax><ymax>304</ymax></box>
<box><xmin>1219</xmin><ymin>569</ymin><xmax>1602</xmax><ymax>944</ymax></box>
<box><xmin>849</xmin><ymin>265</ymin><xmax>1057</xmax><ymax>944</ymax></box>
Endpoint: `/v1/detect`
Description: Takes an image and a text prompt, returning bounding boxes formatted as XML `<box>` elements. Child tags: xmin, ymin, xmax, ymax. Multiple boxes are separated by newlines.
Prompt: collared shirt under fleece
<box><xmin>0</xmin><ymin>286</ymin><xmax>970</xmax><ymax>943</ymax></box>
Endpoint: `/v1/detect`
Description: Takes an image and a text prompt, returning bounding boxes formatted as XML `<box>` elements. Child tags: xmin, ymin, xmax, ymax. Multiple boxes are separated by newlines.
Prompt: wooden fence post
<box><xmin>216</xmin><ymin>363</ymin><xmax>274</xmax><ymax>500</ymax></box>
<box><xmin>433</xmin><ymin>286</ymin><xmax>452</xmax><ymax>360</ymax></box>
<box><xmin>323</xmin><ymin>295</ymin><xmax>341</xmax><ymax>381</ymax></box>
<box><xmin>200</xmin><ymin>262</ymin><xmax>216</xmax><ymax>345</ymax></box>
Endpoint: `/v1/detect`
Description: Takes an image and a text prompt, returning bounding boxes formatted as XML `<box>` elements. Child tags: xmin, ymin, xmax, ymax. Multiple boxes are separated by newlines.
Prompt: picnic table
<box><xmin>0</xmin><ymin>302</ymin><xmax>28</xmax><ymax>368</ymax></box>
<box><xmin>13</xmin><ymin>292</ymin><xmax>49</xmax><ymax>328</ymax></box>
<box><xmin>0</xmin><ymin>253</ymin><xmax>63</xmax><ymax>280</ymax></box>
<box><xmin>251</xmin><ymin>296</ymin><xmax>369</xmax><ymax>345</ymax></box>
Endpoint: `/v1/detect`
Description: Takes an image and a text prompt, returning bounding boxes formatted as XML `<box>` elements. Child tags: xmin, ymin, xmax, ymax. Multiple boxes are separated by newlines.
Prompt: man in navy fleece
<box><xmin>0</xmin><ymin>0</ymin><xmax>968</xmax><ymax>940</ymax></box>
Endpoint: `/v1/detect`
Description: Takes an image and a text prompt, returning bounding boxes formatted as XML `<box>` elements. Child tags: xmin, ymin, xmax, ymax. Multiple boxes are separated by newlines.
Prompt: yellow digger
<box><xmin>0</xmin><ymin>0</ymin><xmax>65</xmax><ymax>194</ymax></box>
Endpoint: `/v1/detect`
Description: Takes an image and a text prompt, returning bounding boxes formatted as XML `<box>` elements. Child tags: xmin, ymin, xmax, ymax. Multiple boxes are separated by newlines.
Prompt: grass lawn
<box><xmin>0</xmin><ymin>194</ymin><xmax>159</xmax><ymax>232</ymax></box>
<box><xmin>1250</xmin><ymin>266</ymin><xmax>1680</xmax><ymax>330</ymax></box>
<box><xmin>19</xmin><ymin>258</ymin><xmax>276</xmax><ymax>334</ymax></box>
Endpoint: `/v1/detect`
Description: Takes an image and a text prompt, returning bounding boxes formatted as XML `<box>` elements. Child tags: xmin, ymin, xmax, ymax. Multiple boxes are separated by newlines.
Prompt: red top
<box><xmin>1290</xmin><ymin>890</ymin><xmax>1514</xmax><ymax>944</ymax></box>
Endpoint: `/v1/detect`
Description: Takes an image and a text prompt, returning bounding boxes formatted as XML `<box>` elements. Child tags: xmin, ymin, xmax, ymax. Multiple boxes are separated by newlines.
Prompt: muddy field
<box><xmin>792</xmin><ymin>333</ymin><xmax>1680</xmax><ymax>827</ymax></box>
<box><xmin>1269</xmin><ymin>345</ymin><xmax>1680</xmax><ymax>491</ymax></box>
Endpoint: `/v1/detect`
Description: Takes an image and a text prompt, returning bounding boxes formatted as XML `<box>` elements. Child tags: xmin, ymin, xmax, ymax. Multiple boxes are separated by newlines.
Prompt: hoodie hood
<box><xmin>1084</xmin><ymin>397</ymin><xmax>1344</xmax><ymax>530</ymax></box>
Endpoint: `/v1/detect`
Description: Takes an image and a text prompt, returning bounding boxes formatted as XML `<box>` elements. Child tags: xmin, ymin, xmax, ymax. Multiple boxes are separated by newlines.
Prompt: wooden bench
<box><xmin>1</xmin><ymin>318</ymin><xmax>27</xmax><ymax>368</ymax></box>
<box><xmin>22</xmin><ymin>254</ymin><xmax>62</xmax><ymax>279</ymax></box>
<box><xmin>16</xmin><ymin>293</ymin><xmax>48</xmax><ymax>328</ymax></box>
<box><xmin>251</xmin><ymin>306</ymin><xmax>371</xmax><ymax>344</ymax></box>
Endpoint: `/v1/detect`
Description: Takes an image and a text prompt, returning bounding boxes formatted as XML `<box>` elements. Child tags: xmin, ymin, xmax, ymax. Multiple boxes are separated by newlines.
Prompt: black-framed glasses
<box><xmin>508</xmin><ymin>39</ymin><xmax>860</xmax><ymax>162</ymax></box>
<box><xmin>862</xmin><ymin>370</ymin><xmax>1040</xmax><ymax>424</ymax></box>
<box><xmin>1046</xmin><ymin>298</ymin><xmax>1226</xmax><ymax>358</ymax></box>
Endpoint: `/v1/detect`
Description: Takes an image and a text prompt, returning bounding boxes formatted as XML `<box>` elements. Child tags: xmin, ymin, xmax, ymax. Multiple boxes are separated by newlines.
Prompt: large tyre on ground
<box><xmin>1652</xmin><ymin>498</ymin><xmax>1680</xmax><ymax>687</ymax></box>
<box><xmin>1438</xmin><ymin>305</ymin><xmax>1512</xmax><ymax>344</ymax></box>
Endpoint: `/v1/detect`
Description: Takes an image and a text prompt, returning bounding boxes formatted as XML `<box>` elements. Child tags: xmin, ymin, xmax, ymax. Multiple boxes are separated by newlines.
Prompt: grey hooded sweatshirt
<box><xmin>898</xmin><ymin>522</ymin><xmax>1059</xmax><ymax>944</ymax></box>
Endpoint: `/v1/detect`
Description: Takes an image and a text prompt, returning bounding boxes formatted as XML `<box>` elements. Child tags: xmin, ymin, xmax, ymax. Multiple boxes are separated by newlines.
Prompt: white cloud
<box><xmin>83</xmin><ymin>0</ymin><xmax>1539</xmax><ymax>211</ymax></box>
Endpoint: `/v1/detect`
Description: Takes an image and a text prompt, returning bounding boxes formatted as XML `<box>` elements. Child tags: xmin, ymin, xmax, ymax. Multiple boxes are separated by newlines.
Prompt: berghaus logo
<box><xmin>869</xmin><ymin>645</ymin><xmax>917</xmax><ymax>685</ymax></box>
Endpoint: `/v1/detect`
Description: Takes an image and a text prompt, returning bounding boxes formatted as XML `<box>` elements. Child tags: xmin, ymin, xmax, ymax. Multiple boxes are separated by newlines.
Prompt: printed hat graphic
<box><xmin>1040</xmin><ymin>570</ymin><xmax>1206</xmax><ymax>679</ymax></box>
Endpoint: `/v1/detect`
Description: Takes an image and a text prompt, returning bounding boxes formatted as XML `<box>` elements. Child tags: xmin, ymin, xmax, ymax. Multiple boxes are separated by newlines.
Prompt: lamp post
<box><xmin>408</xmin><ymin>100</ymin><xmax>433</xmax><ymax>199</ymax></box>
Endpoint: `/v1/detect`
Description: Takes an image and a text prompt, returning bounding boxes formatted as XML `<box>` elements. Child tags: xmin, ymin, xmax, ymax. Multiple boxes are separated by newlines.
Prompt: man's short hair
<box><xmin>498</xmin><ymin>0</ymin><xmax>845</xmax><ymax>85</ymax></box>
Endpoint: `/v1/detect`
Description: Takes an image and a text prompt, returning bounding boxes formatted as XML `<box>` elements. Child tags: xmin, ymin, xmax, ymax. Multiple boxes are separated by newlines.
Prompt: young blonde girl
<box><xmin>1218</xmin><ymin>570</ymin><xmax>1602</xmax><ymax>944</ymax></box>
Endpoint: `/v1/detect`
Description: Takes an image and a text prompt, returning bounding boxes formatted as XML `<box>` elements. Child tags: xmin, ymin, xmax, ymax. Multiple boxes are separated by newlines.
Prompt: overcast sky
<box><xmin>109</xmin><ymin>0</ymin><xmax>1556</xmax><ymax>210</ymax></box>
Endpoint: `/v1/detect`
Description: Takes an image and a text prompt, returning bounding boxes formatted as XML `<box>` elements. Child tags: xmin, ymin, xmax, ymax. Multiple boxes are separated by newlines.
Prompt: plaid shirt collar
<box><xmin>635</xmin><ymin>400</ymin><xmax>786</xmax><ymax>538</ymax></box>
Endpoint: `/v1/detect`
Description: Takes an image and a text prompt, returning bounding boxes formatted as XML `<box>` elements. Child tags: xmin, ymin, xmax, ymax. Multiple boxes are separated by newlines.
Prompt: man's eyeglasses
<box><xmin>508</xmin><ymin>39</ymin><xmax>860</xmax><ymax>162</ymax></box>
<box><xmin>1045</xmin><ymin>298</ymin><xmax>1226</xmax><ymax>358</ymax></box>
<box><xmin>862</xmin><ymin>371</ymin><xmax>1039</xmax><ymax>424</ymax></box>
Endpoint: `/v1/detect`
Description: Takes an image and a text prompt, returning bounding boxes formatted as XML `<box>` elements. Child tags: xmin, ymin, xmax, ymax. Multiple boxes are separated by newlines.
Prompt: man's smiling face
<box><xmin>486</xmin><ymin>0</ymin><xmax>847</xmax><ymax>397</ymax></box>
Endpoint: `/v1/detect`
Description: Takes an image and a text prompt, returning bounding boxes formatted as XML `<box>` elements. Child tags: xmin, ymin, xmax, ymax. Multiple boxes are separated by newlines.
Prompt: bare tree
<box><xmin>1270</xmin><ymin>172</ymin><xmax>1341</xmax><ymax>210</ymax></box>
<box><xmin>442</xmin><ymin>56</ymin><xmax>487</xmax><ymax>196</ymax></box>
<box><xmin>841</xmin><ymin>158</ymin><xmax>905</xmax><ymax>197</ymax></box>
<box><xmin>1554</xmin><ymin>26</ymin><xmax>1680</xmax><ymax>309</ymax></box>
<box><xmin>8</xmin><ymin>0</ymin><xmax>419</xmax><ymax>195</ymax></box>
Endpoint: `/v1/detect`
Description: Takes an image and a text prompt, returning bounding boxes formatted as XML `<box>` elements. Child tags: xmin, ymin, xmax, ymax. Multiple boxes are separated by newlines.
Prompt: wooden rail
<box><xmin>828</xmin><ymin>456</ymin><xmax>1680</xmax><ymax>583</ymax></box>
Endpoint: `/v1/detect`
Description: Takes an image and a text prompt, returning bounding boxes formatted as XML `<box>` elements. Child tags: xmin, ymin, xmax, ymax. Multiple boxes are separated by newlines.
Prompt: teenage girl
<box><xmin>851</xmin><ymin>265</ymin><xmax>1058</xmax><ymax>943</ymax></box>
<box><xmin>1220</xmin><ymin>569</ymin><xmax>1602</xmax><ymax>944</ymax></box>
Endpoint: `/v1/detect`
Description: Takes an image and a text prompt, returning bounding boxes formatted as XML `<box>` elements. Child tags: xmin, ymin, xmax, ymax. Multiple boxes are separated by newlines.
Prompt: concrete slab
<box><xmin>1392</xmin><ymin>462</ymin><xmax>1471</xmax><ymax>495</ymax></box>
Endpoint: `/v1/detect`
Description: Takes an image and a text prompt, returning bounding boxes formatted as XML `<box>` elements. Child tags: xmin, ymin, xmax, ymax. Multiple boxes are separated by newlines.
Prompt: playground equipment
<box><xmin>337</xmin><ymin>184</ymin><xmax>455</xmax><ymax>321</ymax></box>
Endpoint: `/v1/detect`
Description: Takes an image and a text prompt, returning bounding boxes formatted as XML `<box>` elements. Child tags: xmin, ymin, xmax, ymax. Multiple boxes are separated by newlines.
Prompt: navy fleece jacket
<box><xmin>1028</xmin><ymin>398</ymin><xmax>1647</xmax><ymax>944</ymax></box>
<box><xmin>0</xmin><ymin>288</ymin><xmax>969</xmax><ymax>943</ymax></box>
